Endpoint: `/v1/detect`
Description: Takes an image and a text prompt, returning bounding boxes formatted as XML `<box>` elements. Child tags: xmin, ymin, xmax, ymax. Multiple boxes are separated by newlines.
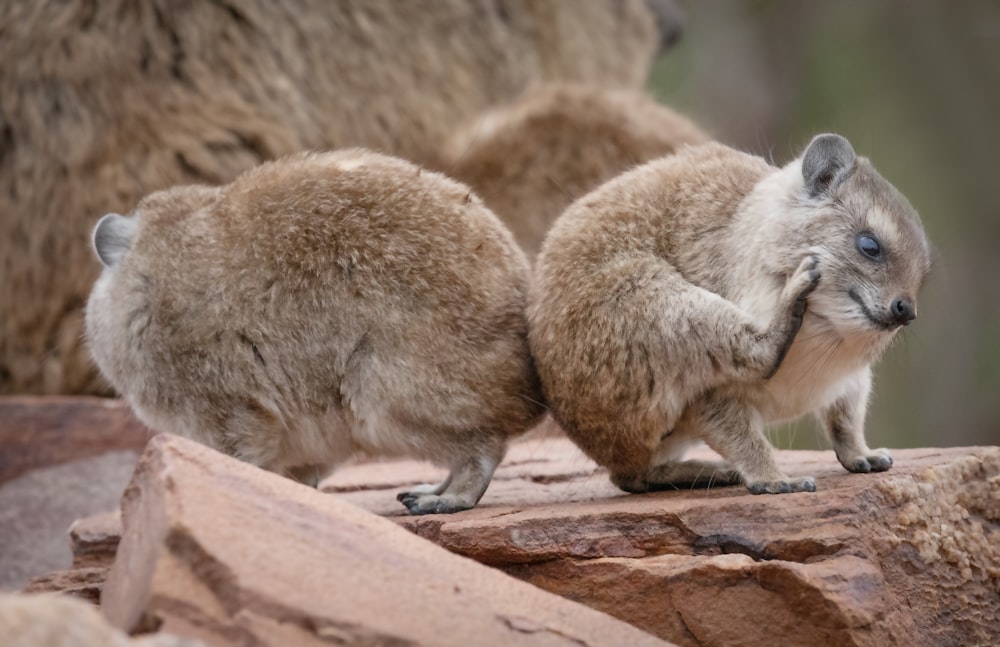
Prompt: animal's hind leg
<box><xmin>644</xmin><ymin>460</ymin><xmax>742</xmax><ymax>490</ymax></box>
<box><xmin>613</xmin><ymin>428</ymin><xmax>740</xmax><ymax>492</ymax></box>
<box><xmin>397</xmin><ymin>438</ymin><xmax>505</xmax><ymax>515</ymax></box>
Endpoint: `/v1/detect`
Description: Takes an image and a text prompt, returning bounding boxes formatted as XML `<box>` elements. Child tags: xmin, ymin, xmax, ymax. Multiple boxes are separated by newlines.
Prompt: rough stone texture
<box><xmin>101</xmin><ymin>433</ymin><xmax>671</xmax><ymax>647</ymax></box>
<box><xmin>19</xmin><ymin>511</ymin><xmax>123</xmax><ymax>604</ymax></box>
<box><xmin>0</xmin><ymin>592</ymin><xmax>208</xmax><ymax>647</ymax></box>
<box><xmin>15</xmin><ymin>398</ymin><xmax>998</xmax><ymax>645</ymax></box>
<box><xmin>0</xmin><ymin>397</ymin><xmax>149</xmax><ymax>590</ymax></box>
<box><xmin>69</xmin><ymin>510</ymin><xmax>123</xmax><ymax>569</ymax></box>
<box><xmin>22</xmin><ymin>567</ymin><xmax>108</xmax><ymax>605</ymax></box>
<box><xmin>329</xmin><ymin>440</ymin><xmax>1000</xmax><ymax>647</ymax></box>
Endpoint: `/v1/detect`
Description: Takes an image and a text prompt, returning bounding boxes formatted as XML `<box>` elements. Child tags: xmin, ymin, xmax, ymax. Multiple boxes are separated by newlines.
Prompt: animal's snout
<box><xmin>890</xmin><ymin>297</ymin><xmax>916</xmax><ymax>326</ymax></box>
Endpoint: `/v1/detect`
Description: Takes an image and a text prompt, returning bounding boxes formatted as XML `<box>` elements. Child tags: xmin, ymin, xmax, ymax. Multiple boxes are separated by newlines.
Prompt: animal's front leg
<box><xmin>818</xmin><ymin>367</ymin><xmax>893</xmax><ymax>473</ymax></box>
<box><xmin>692</xmin><ymin>391</ymin><xmax>815</xmax><ymax>494</ymax></box>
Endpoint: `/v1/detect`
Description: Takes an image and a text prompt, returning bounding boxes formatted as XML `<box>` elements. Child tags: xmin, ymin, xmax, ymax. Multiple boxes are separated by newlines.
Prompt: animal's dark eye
<box><xmin>856</xmin><ymin>234</ymin><xmax>883</xmax><ymax>261</ymax></box>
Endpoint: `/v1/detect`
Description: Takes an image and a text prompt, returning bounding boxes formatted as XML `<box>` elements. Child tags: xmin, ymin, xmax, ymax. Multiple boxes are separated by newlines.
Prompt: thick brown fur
<box><xmin>1</xmin><ymin>0</ymin><xmax>671</xmax><ymax>394</ymax></box>
<box><xmin>439</xmin><ymin>84</ymin><xmax>709</xmax><ymax>259</ymax></box>
<box><xmin>85</xmin><ymin>150</ymin><xmax>545</xmax><ymax>514</ymax></box>
<box><xmin>529</xmin><ymin>135</ymin><xmax>931</xmax><ymax>495</ymax></box>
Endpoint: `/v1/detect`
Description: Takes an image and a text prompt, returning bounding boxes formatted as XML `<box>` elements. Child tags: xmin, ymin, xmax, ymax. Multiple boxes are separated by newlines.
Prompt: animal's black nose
<box><xmin>890</xmin><ymin>298</ymin><xmax>916</xmax><ymax>325</ymax></box>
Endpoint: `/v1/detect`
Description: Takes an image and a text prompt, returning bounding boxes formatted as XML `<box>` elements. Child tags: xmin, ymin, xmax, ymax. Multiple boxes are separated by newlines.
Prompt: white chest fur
<box><xmin>750</xmin><ymin>315</ymin><xmax>871</xmax><ymax>422</ymax></box>
<box><xmin>732</xmin><ymin>273</ymin><xmax>875</xmax><ymax>423</ymax></box>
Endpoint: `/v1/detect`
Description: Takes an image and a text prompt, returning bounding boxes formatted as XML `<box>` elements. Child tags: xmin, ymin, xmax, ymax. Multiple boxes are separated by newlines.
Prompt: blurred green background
<box><xmin>648</xmin><ymin>0</ymin><xmax>999</xmax><ymax>449</ymax></box>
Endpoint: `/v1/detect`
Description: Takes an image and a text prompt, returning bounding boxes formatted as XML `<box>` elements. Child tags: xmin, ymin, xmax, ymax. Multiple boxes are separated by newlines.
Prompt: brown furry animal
<box><xmin>86</xmin><ymin>150</ymin><xmax>545</xmax><ymax>514</ymax></box>
<box><xmin>1</xmin><ymin>0</ymin><xmax>676</xmax><ymax>394</ymax></box>
<box><xmin>529</xmin><ymin>135</ymin><xmax>931</xmax><ymax>495</ymax></box>
<box><xmin>439</xmin><ymin>84</ymin><xmax>709</xmax><ymax>259</ymax></box>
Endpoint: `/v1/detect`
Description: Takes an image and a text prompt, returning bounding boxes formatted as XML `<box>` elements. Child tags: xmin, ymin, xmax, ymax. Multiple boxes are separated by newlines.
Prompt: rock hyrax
<box><xmin>86</xmin><ymin>149</ymin><xmax>545</xmax><ymax>514</ymax></box>
<box><xmin>529</xmin><ymin>134</ymin><xmax>931</xmax><ymax>494</ymax></box>
<box><xmin>438</xmin><ymin>84</ymin><xmax>709</xmax><ymax>259</ymax></box>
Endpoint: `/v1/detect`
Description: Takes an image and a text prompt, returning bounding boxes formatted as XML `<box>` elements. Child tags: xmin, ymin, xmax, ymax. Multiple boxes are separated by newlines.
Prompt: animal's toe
<box><xmin>795</xmin><ymin>477</ymin><xmax>817</xmax><ymax>492</ymax></box>
<box><xmin>848</xmin><ymin>457</ymin><xmax>873</xmax><ymax>473</ymax></box>
<box><xmin>747</xmin><ymin>477</ymin><xmax>815</xmax><ymax>495</ymax></box>
<box><xmin>398</xmin><ymin>493</ymin><xmax>471</xmax><ymax>515</ymax></box>
<box><xmin>867</xmin><ymin>452</ymin><xmax>893</xmax><ymax>472</ymax></box>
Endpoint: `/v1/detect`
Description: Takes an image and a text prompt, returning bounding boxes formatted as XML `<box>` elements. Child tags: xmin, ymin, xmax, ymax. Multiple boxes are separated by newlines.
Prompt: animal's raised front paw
<box><xmin>746</xmin><ymin>476</ymin><xmax>816</xmax><ymax>495</ymax></box>
<box><xmin>839</xmin><ymin>448</ymin><xmax>893</xmax><ymax>473</ymax></box>
<box><xmin>766</xmin><ymin>254</ymin><xmax>822</xmax><ymax>379</ymax></box>
<box><xmin>787</xmin><ymin>254</ymin><xmax>822</xmax><ymax>319</ymax></box>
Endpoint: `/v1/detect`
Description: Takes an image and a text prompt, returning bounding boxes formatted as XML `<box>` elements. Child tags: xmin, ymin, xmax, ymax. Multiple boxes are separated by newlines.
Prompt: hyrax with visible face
<box><xmin>529</xmin><ymin>134</ymin><xmax>931</xmax><ymax>494</ymax></box>
<box><xmin>86</xmin><ymin>149</ymin><xmax>545</xmax><ymax>514</ymax></box>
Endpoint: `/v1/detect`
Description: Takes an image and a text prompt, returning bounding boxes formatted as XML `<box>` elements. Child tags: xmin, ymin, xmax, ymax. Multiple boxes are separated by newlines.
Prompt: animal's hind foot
<box><xmin>746</xmin><ymin>475</ymin><xmax>816</xmax><ymax>495</ymax></box>
<box><xmin>396</xmin><ymin>491</ymin><xmax>475</xmax><ymax>515</ymax></box>
<box><xmin>611</xmin><ymin>459</ymin><xmax>742</xmax><ymax>493</ymax></box>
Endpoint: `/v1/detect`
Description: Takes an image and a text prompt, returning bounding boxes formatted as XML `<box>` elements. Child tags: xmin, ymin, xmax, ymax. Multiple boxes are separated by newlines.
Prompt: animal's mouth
<box><xmin>847</xmin><ymin>289</ymin><xmax>899</xmax><ymax>331</ymax></box>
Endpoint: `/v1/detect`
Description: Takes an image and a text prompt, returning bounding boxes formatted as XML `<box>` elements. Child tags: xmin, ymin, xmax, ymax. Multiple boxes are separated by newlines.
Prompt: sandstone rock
<box><xmin>0</xmin><ymin>397</ymin><xmax>151</xmax><ymax>486</ymax></box>
<box><xmin>0</xmin><ymin>593</ymin><xmax>206</xmax><ymax>647</ymax></box>
<box><xmin>69</xmin><ymin>510</ymin><xmax>123</xmax><ymax>570</ymax></box>
<box><xmin>322</xmin><ymin>432</ymin><xmax>616</xmax><ymax>515</ymax></box>
<box><xmin>101</xmin><ymin>433</ymin><xmax>672</xmax><ymax>646</ymax></box>
<box><xmin>0</xmin><ymin>397</ymin><xmax>150</xmax><ymax>590</ymax></box>
<box><xmin>385</xmin><ymin>443</ymin><xmax>1000</xmax><ymax>647</ymax></box>
<box><xmin>0</xmin><ymin>451</ymin><xmax>140</xmax><ymax>591</ymax></box>
<box><xmin>25</xmin><ymin>408</ymin><xmax>1000</xmax><ymax>646</ymax></box>
<box><xmin>19</xmin><ymin>511</ymin><xmax>123</xmax><ymax>604</ymax></box>
<box><xmin>22</xmin><ymin>567</ymin><xmax>107</xmax><ymax>605</ymax></box>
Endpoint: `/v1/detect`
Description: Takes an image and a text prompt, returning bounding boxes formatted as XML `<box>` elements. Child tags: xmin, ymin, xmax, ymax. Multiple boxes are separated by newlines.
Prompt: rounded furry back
<box><xmin>85</xmin><ymin>149</ymin><xmax>545</xmax><ymax>512</ymax></box>
<box><xmin>439</xmin><ymin>84</ymin><xmax>709</xmax><ymax>259</ymax></box>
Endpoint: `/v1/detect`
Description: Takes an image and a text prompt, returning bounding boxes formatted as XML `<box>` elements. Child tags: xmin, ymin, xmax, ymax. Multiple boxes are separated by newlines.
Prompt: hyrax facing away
<box><xmin>86</xmin><ymin>150</ymin><xmax>545</xmax><ymax>514</ymax></box>
<box><xmin>529</xmin><ymin>135</ymin><xmax>931</xmax><ymax>494</ymax></box>
<box><xmin>438</xmin><ymin>84</ymin><xmax>709</xmax><ymax>259</ymax></box>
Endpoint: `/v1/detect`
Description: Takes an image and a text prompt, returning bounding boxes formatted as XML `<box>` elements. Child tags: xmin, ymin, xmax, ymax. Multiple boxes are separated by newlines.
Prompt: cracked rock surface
<box><xmin>327</xmin><ymin>437</ymin><xmax>1000</xmax><ymax>647</ymax></box>
<box><xmin>11</xmin><ymin>397</ymin><xmax>998</xmax><ymax>646</ymax></box>
<box><xmin>101</xmin><ymin>433</ymin><xmax>671</xmax><ymax>647</ymax></box>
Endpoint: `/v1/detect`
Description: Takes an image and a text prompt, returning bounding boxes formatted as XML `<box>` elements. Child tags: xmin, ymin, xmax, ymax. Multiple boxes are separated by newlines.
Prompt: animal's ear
<box><xmin>93</xmin><ymin>213</ymin><xmax>136</xmax><ymax>268</ymax></box>
<box><xmin>801</xmin><ymin>133</ymin><xmax>856</xmax><ymax>198</ymax></box>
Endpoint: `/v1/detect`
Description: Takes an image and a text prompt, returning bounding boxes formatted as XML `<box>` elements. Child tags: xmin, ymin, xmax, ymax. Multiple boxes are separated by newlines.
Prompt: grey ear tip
<box><xmin>810</xmin><ymin>132</ymin><xmax>855</xmax><ymax>152</ymax></box>
<box><xmin>93</xmin><ymin>212</ymin><xmax>135</xmax><ymax>268</ymax></box>
<box><xmin>801</xmin><ymin>133</ymin><xmax>857</xmax><ymax>197</ymax></box>
<box><xmin>95</xmin><ymin>212</ymin><xmax>121</xmax><ymax>231</ymax></box>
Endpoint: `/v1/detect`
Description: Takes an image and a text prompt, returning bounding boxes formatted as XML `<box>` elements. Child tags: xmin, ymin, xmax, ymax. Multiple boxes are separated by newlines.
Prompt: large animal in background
<box><xmin>439</xmin><ymin>84</ymin><xmax>708</xmax><ymax>259</ymax></box>
<box><xmin>0</xmin><ymin>0</ymin><xmax>681</xmax><ymax>394</ymax></box>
